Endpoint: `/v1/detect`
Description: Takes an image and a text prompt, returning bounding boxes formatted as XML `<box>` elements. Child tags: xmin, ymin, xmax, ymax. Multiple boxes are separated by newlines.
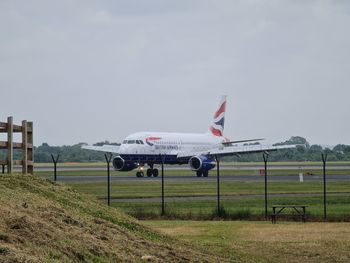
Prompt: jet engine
<box><xmin>112</xmin><ymin>156</ymin><xmax>138</xmax><ymax>171</ymax></box>
<box><xmin>189</xmin><ymin>156</ymin><xmax>216</xmax><ymax>171</ymax></box>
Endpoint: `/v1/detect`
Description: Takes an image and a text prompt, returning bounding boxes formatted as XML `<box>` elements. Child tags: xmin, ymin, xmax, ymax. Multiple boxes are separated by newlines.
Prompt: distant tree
<box><xmin>333</xmin><ymin>144</ymin><xmax>350</xmax><ymax>153</ymax></box>
<box><xmin>309</xmin><ymin>144</ymin><xmax>323</xmax><ymax>153</ymax></box>
<box><xmin>274</xmin><ymin>136</ymin><xmax>310</xmax><ymax>148</ymax></box>
<box><xmin>93</xmin><ymin>141</ymin><xmax>120</xmax><ymax>146</ymax></box>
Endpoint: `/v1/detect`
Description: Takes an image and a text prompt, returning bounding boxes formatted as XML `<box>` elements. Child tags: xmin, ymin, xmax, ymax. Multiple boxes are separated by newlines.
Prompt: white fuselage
<box><xmin>118</xmin><ymin>131</ymin><xmax>224</xmax><ymax>164</ymax></box>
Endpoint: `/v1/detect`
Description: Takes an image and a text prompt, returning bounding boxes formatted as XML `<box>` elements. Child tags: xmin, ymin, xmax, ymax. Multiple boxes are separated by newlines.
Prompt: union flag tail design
<box><xmin>209</xmin><ymin>95</ymin><xmax>227</xmax><ymax>137</ymax></box>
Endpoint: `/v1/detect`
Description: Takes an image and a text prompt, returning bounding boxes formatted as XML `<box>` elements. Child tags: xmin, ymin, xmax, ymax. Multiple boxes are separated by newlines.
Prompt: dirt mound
<box><xmin>0</xmin><ymin>174</ymin><xmax>228</xmax><ymax>262</ymax></box>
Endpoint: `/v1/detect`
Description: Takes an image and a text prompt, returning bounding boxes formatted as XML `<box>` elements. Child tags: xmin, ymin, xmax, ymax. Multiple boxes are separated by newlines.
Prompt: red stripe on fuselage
<box><xmin>146</xmin><ymin>137</ymin><xmax>162</xmax><ymax>141</ymax></box>
<box><xmin>214</xmin><ymin>101</ymin><xmax>226</xmax><ymax>118</ymax></box>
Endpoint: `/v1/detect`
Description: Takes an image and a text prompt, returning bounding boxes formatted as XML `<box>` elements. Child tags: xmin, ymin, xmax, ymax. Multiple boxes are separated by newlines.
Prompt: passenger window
<box><xmin>136</xmin><ymin>140</ymin><xmax>140</xmax><ymax>144</ymax></box>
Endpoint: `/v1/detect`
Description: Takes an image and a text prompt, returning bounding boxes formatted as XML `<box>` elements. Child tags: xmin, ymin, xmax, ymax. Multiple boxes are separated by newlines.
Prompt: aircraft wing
<box><xmin>177</xmin><ymin>144</ymin><xmax>296</xmax><ymax>159</ymax></box>
<box><xmin>82</xmin><ymin>144</ymin><xmax>120</xmax><ymax>154</ymax></box>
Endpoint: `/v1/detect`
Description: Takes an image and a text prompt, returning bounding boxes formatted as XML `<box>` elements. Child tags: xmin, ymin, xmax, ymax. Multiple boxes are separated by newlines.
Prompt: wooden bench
<box><xmin>271</xmin><ymin>205</ymin><xmax>308</xmax><ymax>224</ymax></box>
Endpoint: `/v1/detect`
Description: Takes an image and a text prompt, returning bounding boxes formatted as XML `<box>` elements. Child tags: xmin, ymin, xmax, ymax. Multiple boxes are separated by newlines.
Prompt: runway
<box><xmin>44</xmin><ymin>173</ymin><xmax>350</xmax><ymax>182</ymax></box>
<box><xmin>14</xmin><ymin>163</ymin><xmax>350</xmax><ymax>172</ymax></box>
<box><xmin>29</xmin><ymin>165</ymin><xmax>350</xmax><ymax>172</ymax></box>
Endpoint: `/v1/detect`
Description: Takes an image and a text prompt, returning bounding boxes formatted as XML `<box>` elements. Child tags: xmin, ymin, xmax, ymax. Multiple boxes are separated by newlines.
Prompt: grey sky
<box><xmin>1</xmin><ymin>0</ymin><xmax>349</xmax><ymax>146</ymax></box>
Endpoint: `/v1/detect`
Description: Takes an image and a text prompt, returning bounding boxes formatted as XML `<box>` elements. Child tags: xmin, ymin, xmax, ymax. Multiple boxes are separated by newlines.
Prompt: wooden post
<box><xmin>0</xmin><ymin>117</ymin><xmax>33</xmax><ymax>175</ymax></box>
<box><xmin>7</xmin><ymin>116</ymin><xmax>13</xmax><ymax>174</ymax></box>
<box><xmin>27</xmin><ymin>122</ymin><xmax>33</xmax><ymax>174</ymax></box>
<box><xmin>22</xmin><ymin>120</ymin><xmax>28</xmax><ymax>174</ymax></box>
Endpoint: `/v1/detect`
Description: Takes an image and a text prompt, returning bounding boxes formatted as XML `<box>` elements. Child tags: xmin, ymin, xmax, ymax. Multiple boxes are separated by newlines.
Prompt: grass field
<box><xmin>70</xmin><ymin>181</ymin><xmax>350</xmax><ymax>198</ymax></box>
<box><xmin>111</xmin><ymin>195</ymin><xmax>349</xmax><ymax>219</ymax></box>
<box><xmin>30</xmin><ymin>163</ymin><xmax>350</xmax><ymax>221</ymax></box>
<box><xmin>68</xmin><ymin>180</ymin><xmax>350</xmax><ymax>221</ymax></box>
<box><xmin>144</xmin><ymin>220</ymin><xmax>350</xmax><ymax>263</ymax></box>
<box><xmin>112</xmin><ymin>196</ymin><xmax>350</xmax><ymax>221</ymax></box>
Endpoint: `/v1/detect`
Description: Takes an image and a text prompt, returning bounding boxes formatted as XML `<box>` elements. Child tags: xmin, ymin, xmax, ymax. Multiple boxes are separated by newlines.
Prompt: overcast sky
<box><xmin>1</xmin><ymin>0</ymin><xmax>349</xmax><ymax>146</ymax></box>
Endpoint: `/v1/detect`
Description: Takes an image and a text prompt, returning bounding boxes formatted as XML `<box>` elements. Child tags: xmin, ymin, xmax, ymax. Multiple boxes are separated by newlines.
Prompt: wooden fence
<box><xmin>0</xmin><ymin>116</ymin><xmax>33</xmax><ymax>174</ymax></box>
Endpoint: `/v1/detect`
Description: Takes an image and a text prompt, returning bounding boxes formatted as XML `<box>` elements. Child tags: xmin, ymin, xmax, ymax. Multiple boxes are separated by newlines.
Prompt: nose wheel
<box><xmin>136</xmin><ymin>171</ymin><xmax>144</xmax><ymax>177</ymax></box>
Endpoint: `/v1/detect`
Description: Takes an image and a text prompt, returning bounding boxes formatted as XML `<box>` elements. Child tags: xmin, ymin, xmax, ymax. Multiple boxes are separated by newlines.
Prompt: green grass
<box><xmin>67</xmin><ymin>180</ymin><xmax>350</xmax><ymax>221</ymax></box>
<box><xmin>143</xmin><ymin>220</ymin><xmax>350</xmax><ymax>263</ymax></box>
<box><xmin>69</xmin><ymin>181</ymin><xmax>350</xmax><ymax>198</ymax></box>
<box><xmin>34</xmin><ymin>162</ymin><xmax>106</xmax><ymax>167</ymax></box>
<box><xmin>111</xmin><ymin>195</ymin><xmax>350</xmax><ymax>221</ymax></box>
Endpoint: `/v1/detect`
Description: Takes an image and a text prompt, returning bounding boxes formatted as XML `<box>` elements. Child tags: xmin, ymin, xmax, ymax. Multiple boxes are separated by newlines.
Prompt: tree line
<box><xmin>0</xmin><ymin>137</ymin><xmax>349</xmax><ymax>163</ymax></box>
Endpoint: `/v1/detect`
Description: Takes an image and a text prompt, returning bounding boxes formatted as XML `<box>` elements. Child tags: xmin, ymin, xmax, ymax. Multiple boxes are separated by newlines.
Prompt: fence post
<box><xmin>27</xmin><ymin>121</ymin><xmax>33</xmax><ymax>174</ymax></box>
<box><xmin>263</xmin><ymin>153</ymin><xmax>269</xmax><ymax>220</ymax></box>
<box><xmin>105</xmin><ymin>153</ymin><xmax>113</xmax><ymax>206</ymax></box>
<box><xmin>22</xmin><ymin>120</ymin><xmax>28</xmax><ymax>174</ymax></box>
<box><xmin>322</xmin><ymin>153</ymin><xmax>327</xmax><ymax>221</ymax></box>
<box><xmin>160</xmin><ymin>154</ymin><xmax>165</xmax><ymax>216</ymax></box>
<box><xmin>7</xmin><ymin>116</ymin><xmax>13</xmax><ymax>174</ymax></box>
<box><xmin>51</xmin><ymin>154</ymin><xmax>60</xmax><ymax>181</ymax></box>
<box><xmin>215</xmin><ymin>155</ymin><xmax>221</xmax><ymax>215</ymax></box>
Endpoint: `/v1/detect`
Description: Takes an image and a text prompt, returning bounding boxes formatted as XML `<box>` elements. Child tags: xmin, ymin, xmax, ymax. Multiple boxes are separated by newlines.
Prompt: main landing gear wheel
<box><xmin>153</xmin><ymin>168</ymin><xmax>159</xmax><ymax>177</ymax></box>
<box><xmin>146</xmin><ymin>168</ymin><xmax>159</xmax><ymax>177</ymax></box>
<box><xmin>136</xmin><ymin>171</ymin><xmax>144</xmax><ymax>178</ymax></box>
<box><xmin>196</xmin><ymin>171</ymin><xmax>209</xmax><ymax>177</ymax></box>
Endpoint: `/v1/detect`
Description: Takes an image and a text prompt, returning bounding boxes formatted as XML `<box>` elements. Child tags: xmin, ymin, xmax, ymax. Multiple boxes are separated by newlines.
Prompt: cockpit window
<box><xmin>123</xmin><ymin>139</ymin><xmax>144</xmax><ymax>144</ymax></box>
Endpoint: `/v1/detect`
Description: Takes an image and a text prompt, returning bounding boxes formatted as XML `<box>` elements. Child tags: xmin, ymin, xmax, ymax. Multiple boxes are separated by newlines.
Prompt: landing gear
<box><xmin>136</xmin><ymin>171</ymin><xmax>144</xmax><ymax>177</ymax></box>
<box><xmin>196</xmin><ymin>170</ymin><xmax>209</xmax><ymax>177</ymax></box>
<box><xmin>203</xmin><ymin>170</ymin><xmax>209</xmax><ymax>177</ymax></box>
<box><xmin>146</xmin><ymin>168</ymin><xmax>159</xmax><ymax>177</ymax></box>
<box><xmin>153</xmin><ymin>168</ymin><xmax>159</xmax><ymax>177</ymax></box>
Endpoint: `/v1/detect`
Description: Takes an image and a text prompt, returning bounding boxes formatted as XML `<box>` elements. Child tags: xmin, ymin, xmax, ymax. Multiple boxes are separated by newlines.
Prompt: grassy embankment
<box><xmin>0</xmin><ymin>174</ymin><xmax>229</xmax><ymax>262</ymax></box>
<box><xmin>144</xmin><ymin>220</ymin><xmax>350</xmax><ymax>263</ymax></box>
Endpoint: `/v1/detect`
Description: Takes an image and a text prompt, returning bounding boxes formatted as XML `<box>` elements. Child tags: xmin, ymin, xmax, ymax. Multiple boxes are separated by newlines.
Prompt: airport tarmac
<box><xmin>15</xmin><ymin>163</ymin><xmax>350</xmax><ymax>172</ymax></box>
<box><xmin>43</xmin><ymin>174</ymin><xmax>350</xmax><ymax>182</ymax></box>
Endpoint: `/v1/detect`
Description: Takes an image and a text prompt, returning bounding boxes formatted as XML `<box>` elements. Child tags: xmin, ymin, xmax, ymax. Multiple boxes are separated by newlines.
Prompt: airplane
<box><xmin>82</xmin><ymin>96</ymin><xmax>296</xmax><ymax>177</ymax></box>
